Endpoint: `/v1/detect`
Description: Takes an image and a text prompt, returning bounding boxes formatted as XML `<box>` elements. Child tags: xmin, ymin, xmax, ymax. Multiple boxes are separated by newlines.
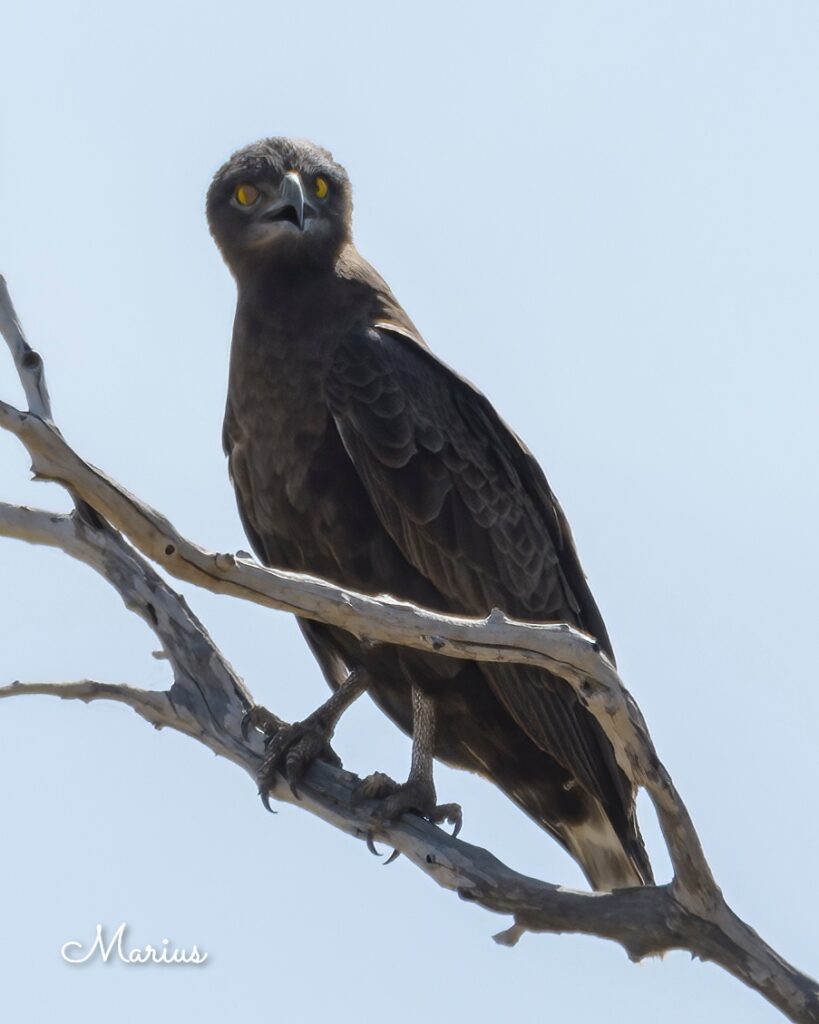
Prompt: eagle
<box><xmin>206</xmin><ymin>137</ymin><xmax>653</xmax><ymax>890</ymax></box>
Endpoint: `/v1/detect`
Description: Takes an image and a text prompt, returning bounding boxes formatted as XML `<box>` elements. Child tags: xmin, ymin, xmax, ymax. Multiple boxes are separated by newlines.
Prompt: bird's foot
<box><xmin>354</xmin><ymin>771</ymin><xmax>463</xmax><ymax>837</ymax></box>
<box><xmin>243</xmin><ymin>704</ymin><xmax>342</xmax><ymax>809</ymax></box>
<box><xmin>241</xmin><ymin>704</ymin><xmax>286</xmax><ymax>742</ymax></box>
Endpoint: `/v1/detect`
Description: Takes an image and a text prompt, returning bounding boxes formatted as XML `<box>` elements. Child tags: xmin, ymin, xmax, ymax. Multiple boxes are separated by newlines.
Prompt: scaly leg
<box><xmin>243</xmin><ymin>667</ymin><xmax>369</xmax><ymax>808</ymax></box>
<box><xmin>356</xmin><ymin>685</ymin><xmax>462</xmax><ymax>836</ymax></box>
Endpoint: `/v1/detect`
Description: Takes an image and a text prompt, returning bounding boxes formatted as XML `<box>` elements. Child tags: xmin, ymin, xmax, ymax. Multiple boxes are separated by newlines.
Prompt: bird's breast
<box><xmin>225</xmin><ymin>331</ymin><xmax>408</xmax><ymax>593</ymax></box>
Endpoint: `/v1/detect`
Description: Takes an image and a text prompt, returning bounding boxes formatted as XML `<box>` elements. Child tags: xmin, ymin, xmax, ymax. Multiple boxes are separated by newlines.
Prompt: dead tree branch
<box><xmin>1</xmin><ymin>275</ymin><xmax>816</xmax><ymax>1022</ymax></box>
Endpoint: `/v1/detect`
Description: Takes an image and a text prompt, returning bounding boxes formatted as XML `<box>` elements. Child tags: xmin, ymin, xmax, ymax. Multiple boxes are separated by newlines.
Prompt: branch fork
<box><xmin>1</xmin><ymin>274</ymin><xmax>816</xmax><ymax>1022</ymax></box>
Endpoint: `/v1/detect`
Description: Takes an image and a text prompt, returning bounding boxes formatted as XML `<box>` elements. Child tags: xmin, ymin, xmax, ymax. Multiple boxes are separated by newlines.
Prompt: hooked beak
<box><xmin>262</xmin><ymin>171</ymin><xmax>309</xmax><ymax>230</ymax></box>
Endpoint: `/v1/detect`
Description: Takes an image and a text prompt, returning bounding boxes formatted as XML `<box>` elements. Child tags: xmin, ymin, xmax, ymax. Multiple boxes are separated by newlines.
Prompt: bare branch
<box><xmin>2</xmin><ymin>276</ymin><xmax>817</xmax><ymax>1022</ymax></box>
<box><xmin>0</xmin><ymin>499</ymin><xmax>257</xmax><ymax>769</ymax></box>
<box><xmin>0</xmin><ymin>679</ymin><xmax>173</xmax><ymax>730</ymax></box>
<box><xmin>0</xmin><ymin>275</ymin><xmax>53</xmax><ymax>422</ymax></box>
<box><xmin>0</xmin><ymin>395</ymin><xmax>714</xmax><ymax>907</ymax></box>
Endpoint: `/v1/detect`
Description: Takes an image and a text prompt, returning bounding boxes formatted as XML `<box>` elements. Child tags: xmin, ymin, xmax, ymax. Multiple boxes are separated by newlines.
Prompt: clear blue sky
<box><xmin>1</xmin><ymin>2</ymin><xmax>817</xmax><ymax>1021</ymax></box>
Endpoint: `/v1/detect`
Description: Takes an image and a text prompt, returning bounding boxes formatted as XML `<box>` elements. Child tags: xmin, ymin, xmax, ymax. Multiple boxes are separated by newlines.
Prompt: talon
<box><xmin>355</xmin><ymin>770</ymin><xmax>399</xmax><ymax>804</ymax></box>
<box><xmin>366</xmin><ymin>831</ymin><xmax>382</xmax><ymax>856</ymax></box>
<box><xmin>286</xmin><ymin>768</ymin><xmax>303</xmax><ymax>801</ymax></box>
<box><xmin>242</xmin><ymin>707</ymin><xmax>263</xmax><ymax>742</ymax></box>
<box><xmin>259</xmin><ymin>787</ymin><xmax>277</xmax><ymax>814</ymax></box>
<box><xmin>251</xmin><ymin>715</ymin><xmax>340</xmax><ymax>813</ymax></box>
<box><xmin>433</xmin><ymin>802</ymin><xmax>463</xmax><ymax>837</ymax></box>
<box><xmin>357</xmin><ymin>776</ymin><xmax>462</xmax><ymax>836</ymax></box>
<box><xmin>383</xmin><ymin>848</ymin><xmax>401</xmax><ymax>866</ymax></box>
<box><xmin>285</xmin><ymin>755</ymin><xmax>304</xmax><ymax>801</ymax></box>
<box><xmin>242</xmin><ymin>704</ymin><xmax>283</xmax><ymax>743</ymax></box>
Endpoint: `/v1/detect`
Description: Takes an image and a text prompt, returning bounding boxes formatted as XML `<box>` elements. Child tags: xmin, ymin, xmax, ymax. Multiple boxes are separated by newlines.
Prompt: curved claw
<box><xmin>241</xmin><ymin>709</ymin><xmax>254</xmax><ymax>742</ymax></box>
<box><xmin>285</xmin><ymin>753</ymin><xmax>305</xmax><ymax>801</ymax></box>
<box><xmin>366</xmin><ymin>830</ymin><xmax>382</xmax><ymax>856</ymax></box>
<box><xmin>432</xmin><ymin>802</ymin><xmax>463</xmax><ymax>838</ymax></box>
<box><xmin>259</xmin><ymin>787</ymin><xmax>277</xmax><ymax>814</ymax></box>
<box><xmin>383</xmin><ymin>847</ymin><xmax>401</xmax><ymax>866</ymax></box>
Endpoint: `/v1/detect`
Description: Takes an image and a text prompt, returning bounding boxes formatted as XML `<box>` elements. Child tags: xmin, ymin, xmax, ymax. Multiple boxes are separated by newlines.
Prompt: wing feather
<box><xmin>326</xmin><ymin>325</ymin><xmax>627</xmax><ymax>812</ymax></box>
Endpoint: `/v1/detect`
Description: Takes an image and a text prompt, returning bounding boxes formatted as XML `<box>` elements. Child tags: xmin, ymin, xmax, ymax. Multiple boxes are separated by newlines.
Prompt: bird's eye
<box><xmin>234</xmin><ymin>183</ymin><xmax>260</xmax><ymax>207</ymax></box>
<box><xmin>314</xmin><ymin>176</ymin><xmax>329</xmax><ymax>200</ymax></box>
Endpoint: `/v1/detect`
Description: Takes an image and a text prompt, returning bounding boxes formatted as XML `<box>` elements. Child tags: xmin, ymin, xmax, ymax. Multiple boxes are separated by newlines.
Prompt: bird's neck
<box><xmin>231</xmin><ymin>261</ymin><xmax>369</xmax><ymax>376</ymax></box>
<box><xmin>236</xmin><ymin>261</ymin><xmax>336</xmax><ymax>321</ymax></box>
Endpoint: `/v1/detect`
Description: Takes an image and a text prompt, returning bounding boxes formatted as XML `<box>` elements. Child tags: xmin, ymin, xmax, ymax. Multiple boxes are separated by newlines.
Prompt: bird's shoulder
<box><xmin>324</xmin><ymin>310</ymin><xmax>613</xmax><ymax>658</ymax></box>
<box><xmin>334</xmin><ymin>243</ymin><xmax>427</xmax><ymax>349</ymax></box>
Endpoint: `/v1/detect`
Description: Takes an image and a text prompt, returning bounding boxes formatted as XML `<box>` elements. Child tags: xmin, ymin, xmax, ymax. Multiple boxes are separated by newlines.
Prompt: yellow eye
<box><xmin>314</xmin><ymin>176</ymin><xmax>329</xmax><ymax>200</ymax></box>
<box><xmin>234</xmin><ymin>183</ymin><xmax>260</xmax><ymax>206</ymax></box>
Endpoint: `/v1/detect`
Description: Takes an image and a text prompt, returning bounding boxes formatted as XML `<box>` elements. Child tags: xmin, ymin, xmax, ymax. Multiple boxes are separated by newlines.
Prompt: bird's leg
<box><xmin>356</xmin><ymin>685</ymin><xmax>462</xmax><ymax>836</ymax></box>
<box><xmin>243</xmin><ymin>667</ymin><xmax>370</xmax><ymax>807</ymax></box>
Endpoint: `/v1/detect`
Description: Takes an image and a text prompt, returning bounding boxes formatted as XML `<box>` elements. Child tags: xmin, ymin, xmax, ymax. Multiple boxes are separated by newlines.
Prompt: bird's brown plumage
<box><xmin>208</xmin><ymin>137</ymin><xmax>653</xmax><ymax>889</ymax></box>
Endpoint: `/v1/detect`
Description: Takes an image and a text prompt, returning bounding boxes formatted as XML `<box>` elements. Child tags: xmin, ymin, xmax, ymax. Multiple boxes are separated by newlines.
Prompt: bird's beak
<box><xmin>261</xmin><ymin>171</ymin><xmax>308</xmax><ymax>230</ymax></box>
<box><xmin>280</xmin><ymin>171</ymin><xmax>305</xmax><ymax>229</ymax></box>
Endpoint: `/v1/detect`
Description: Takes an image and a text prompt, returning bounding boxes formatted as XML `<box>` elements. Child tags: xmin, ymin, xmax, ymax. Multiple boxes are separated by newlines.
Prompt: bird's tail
<box><xmin>497</xmin><ymin>774</ymin><xmax>654</xmax><ymax>890</ymax></box>
<box><xmin>561</xmin><ymin>798</ymin><xmax>653</xmax><ymax>890</ymax></box>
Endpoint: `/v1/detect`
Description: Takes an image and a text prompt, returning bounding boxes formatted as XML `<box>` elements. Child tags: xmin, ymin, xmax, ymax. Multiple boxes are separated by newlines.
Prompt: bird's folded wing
<box><xmin>325</xmin><ymin>324</ymin><xmax>627</xmax><ymax>809</ymax></box>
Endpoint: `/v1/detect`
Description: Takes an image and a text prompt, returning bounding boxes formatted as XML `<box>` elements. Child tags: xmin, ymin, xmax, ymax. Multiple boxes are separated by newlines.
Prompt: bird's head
<box><xmin>206</xmin><ymin>137</ymin><xmax>352</xmax><ymax>275</ymax></box>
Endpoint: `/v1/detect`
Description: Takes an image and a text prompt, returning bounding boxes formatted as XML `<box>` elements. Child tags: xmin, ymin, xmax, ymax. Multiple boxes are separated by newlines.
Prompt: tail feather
<box><xmin>563</xmin><ymin>799</ymin><xmax>654</xmax><ymax>891</ymax></box>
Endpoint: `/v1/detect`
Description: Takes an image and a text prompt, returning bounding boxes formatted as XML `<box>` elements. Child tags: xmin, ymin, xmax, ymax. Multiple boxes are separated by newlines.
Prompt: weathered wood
<box><xmin>1</xmin><ymin>275</ymin><xmax>817</xmax><ymax>1022</ymax></box>
<box><xmin>0</xmin><ymin>391</ymin><xmax>713</xmax><ymax>904</ymax></box>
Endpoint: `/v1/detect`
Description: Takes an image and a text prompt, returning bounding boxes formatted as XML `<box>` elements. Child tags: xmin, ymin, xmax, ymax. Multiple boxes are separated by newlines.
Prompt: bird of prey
<box><xmin>207</xmin><ymin>137</ymin><xmax>653</xmax><ymax>890</ymax></box>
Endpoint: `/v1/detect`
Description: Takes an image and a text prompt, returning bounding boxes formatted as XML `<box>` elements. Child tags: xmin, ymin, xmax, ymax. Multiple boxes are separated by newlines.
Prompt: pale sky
<box><xmin>1</xmin><ymin>2</ymin><xmax>817</xmax><ymax>1022</ymax></box>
